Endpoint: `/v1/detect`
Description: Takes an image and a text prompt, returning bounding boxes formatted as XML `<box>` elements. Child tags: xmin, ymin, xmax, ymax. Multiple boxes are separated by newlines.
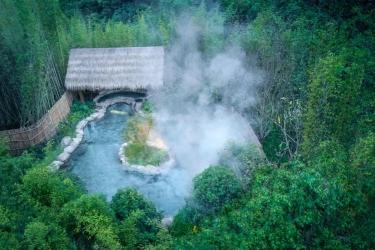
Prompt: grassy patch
<box><xmin>124</xmin><ymin>113</ymin><xmax>168</xmax><ymax>166</ymax></box>
<box><xmin>125</xmin><ymin>114</ymin><xmax>153</xmax><ymax>143</ymax></box>
<box><xmin>124</xmin><ymin>143</ymin><xmax>168</xmax><ymax>166</ymax></box>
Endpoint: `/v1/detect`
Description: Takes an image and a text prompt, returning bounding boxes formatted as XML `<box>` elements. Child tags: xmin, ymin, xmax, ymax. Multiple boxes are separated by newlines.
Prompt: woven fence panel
<box><xmin>0</xmin><ymin>92</ymin><xmax>73</xmax><ymax>154</ymax></box>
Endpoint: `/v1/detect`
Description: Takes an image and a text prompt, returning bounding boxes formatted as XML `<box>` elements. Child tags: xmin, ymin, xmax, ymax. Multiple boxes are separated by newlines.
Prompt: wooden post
<box><xmin>78</xmin><ymin>91</ymin><xmax>85</xmax><ymax>103</ymax></box>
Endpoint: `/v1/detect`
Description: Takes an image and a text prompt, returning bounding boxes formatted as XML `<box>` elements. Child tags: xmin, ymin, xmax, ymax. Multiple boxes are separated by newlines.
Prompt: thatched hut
<box><xmin>65</xmin><ymin>46</ymin><xmax>164</xmax><ymax>101</ymax></box>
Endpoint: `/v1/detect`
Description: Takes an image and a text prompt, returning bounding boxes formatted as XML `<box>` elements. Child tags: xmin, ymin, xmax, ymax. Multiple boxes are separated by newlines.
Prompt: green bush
<box><xmin>60</xmin><ymin>195</ymin><xmax>121</xmax><ymax>249</ymax></box>
<box><xmin>58</xmin><ymin>101</ymin><xmax>94</xmax><ymax>137</ymax></box>
<box><xmin>20</xmin><ymin>167</ymin><xmax>82</xmax><ymax>209</ymax></box>
<box><xmin>0</xmin><ymin>206</ymin><xmax>20</xmax><ymax>249</ymax></box>
<box><xmin>303</xmin><ymin>50</ymin><xmax>364</xmax><ymax>152</ymax></box>
<box><xmin>0</xmin><ymin>151</ymin><xmax>35</xmax><ymax>206</ymax></box>
<box><xmin>193</xmin><ymin>165</ymin><xmax>242</xmax><ymax>212</ymax></box>
<box><xmin>111</xmin><ymin>188</ymin><xmax>160</xmax><ymax>222</ymax></box>
<box><xmin>0</xmin><ymin>232</ymin><xmax>20</xmax><ymax>250</ymax></box>
<box><xmin>170</xmin><ymin>203</ymin><xmax>201</xmax><ymax>237</ymax></box>
<box><xmin>24</xmin><ymin>221</ymin><xmax>70</xmax><ymax>250</ymax></box>
<box><xmin>111</xmin><ymin>188</ymin><xmax>163</xmax><ymax>248</ymax></box>
<box><xmin>220</xmin><ymin>143</ymin><xmax>265</xmax><ymax>184</ymax></box>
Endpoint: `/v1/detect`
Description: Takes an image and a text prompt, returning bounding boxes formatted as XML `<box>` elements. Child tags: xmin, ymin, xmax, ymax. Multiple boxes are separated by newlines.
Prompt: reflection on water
<box><xmin>68</xmin><ymin>103</ymin><xmax>188</xmax><ymax>216</ymax></box>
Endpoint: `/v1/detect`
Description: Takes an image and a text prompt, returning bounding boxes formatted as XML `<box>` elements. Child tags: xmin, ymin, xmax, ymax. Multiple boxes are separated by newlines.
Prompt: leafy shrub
<box><xmin>220</xmin><ymin>143</ymin><xmax>265</xmax><ymax>184</ymax></box>
<box><xmin>58</xmin><ymin>101</ymin><xmax>94</xmax><ymax>137</ymax></box>
<box><xmin>24</xmin><ymin>221</ymin><xmax>70</xmax><ymax>250</ymax></box>
<box><xmin>111</xmin><ymin>188</ymin><xmax>163</xmax><ymax>248</ymax></box>
<box><xmin>0</xmin><ymin>205</ymin><xmax>19</xmax><ymax>249</ymax></box>
<box><xmin>351</xmin><ymin>132</ymin><xmax>375</xmax><ymax>199</ymax></box>
<box><xmin>193</xmin><ymin>165</ymin><xmax>242</xmax><ymax>212</ymax></box>
<box><xmin>20</xmin><ymin>167</ymin><xmax>82</xmax><ymax>209</ymax></box>
<box><xmin>60</xmin><ymin>195</ymin><xmax>121</xmax><ymax>249</ymax></box>
<box><xmin>303</xmin><ymin>50</ymin><xmax>364</xmax><ymax>151</ymax></box>
<box><xmin>0</xmin><ymin>152</ymin><xmax>35</xmax><ymax>206</ymax></box>
<box><xmin>0</xmin><ymin>232</ymin><xmax>20</xmax><ymax>250</ymax></box>
<box><xmin>111</xmin><ymin>188</ymin><xmax>161</xmax><ymax>222</ymax></box>
<box><xmin>170</xmin><ymin>203</ymin><xmax>201</xmax><ymax>237</ymax></box>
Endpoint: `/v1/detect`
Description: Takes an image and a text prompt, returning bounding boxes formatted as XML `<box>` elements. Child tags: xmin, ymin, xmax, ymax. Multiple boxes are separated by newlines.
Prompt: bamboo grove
<box><xmin>0</xmin><ymin>0</ymin><xmax>170</xmax><ymax>130</ymax></box>
<box><xmin>0</xmin><ymin>0</ymin><xmax>66</xmax><ymax>129</ymax></box>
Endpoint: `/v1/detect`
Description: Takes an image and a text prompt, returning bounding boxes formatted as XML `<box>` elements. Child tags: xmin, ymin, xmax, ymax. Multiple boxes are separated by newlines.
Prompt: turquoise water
<box><xmin>68</xmin><ymin>103</ymin><xmax>188</xmax><ymax>216</ymax></box>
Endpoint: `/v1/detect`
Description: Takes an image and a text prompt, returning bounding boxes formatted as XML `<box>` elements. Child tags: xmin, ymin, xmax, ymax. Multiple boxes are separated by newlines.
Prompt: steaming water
<box><xmin>68</xmin><ymin>103</ymin><xmax>189</xmax><ymax>216</ymax></box>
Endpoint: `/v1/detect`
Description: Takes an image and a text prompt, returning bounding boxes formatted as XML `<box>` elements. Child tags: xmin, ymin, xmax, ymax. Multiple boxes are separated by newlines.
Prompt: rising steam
<box><xmin>150</xmin><ymin>15</ymin><xmax>263</xmax><ymax>179</ymax></box>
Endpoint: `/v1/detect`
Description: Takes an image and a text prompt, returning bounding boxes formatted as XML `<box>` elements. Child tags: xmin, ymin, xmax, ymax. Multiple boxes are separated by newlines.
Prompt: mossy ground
<box><xmin>124</xmin><ymin>142</ymin><xmax>168</xmax><ymax>166</ymax></box>
<box><xmin>123</xmin><ymin>113</ymin><xmax>168</xmax><ymax>166</ymax></box>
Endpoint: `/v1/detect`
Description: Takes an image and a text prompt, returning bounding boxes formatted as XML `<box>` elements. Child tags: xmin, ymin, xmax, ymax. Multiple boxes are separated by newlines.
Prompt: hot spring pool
<box><xmin>67</xmin><ymin>103</ymin><xmax>189</xmax><ymax>216</ymax></box>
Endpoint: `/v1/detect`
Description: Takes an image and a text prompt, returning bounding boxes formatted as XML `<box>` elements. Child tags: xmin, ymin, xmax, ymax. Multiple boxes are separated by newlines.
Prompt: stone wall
<box><xmin>0</xmin><ymin>92</ymin><xmax>73</xmax><ymax>154</ymax></box>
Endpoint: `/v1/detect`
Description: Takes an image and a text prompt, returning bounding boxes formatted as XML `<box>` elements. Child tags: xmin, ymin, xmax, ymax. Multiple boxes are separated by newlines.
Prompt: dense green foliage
<box><xmin>172</xmin><ymin>157</ymin><xmax>374</xmax><ymax>249</ymax></box>
<box><xmin>171</xmin><ymin>138</ymin><xmax>375</xmax><ymax>248</ymax></box>
<box><xmin>111</xmin><ymin>188</ymin><xmax>168</xmax><ymax>249</ymax></box>
<box><xmin>58</xmin><ymin>101</ymin><xmax>94</xmax><ymax>137</ymax></box>
<box><xmin>0</xmin><ymin>141</ymin><xmax>167</xmax><ymax>249</ymax></box>
<box><xmin>0</xmin><ymin>0</ymin><xmax>374</xmax><ymax>249</ymax></box>
<box><xmin>0</xmin><ymin>0</ymin><xmax>67</xmax><ymax>129</ymax></box>
<box><xmin>192</xmin><ymin>166</ymin><xmax>242</xmax><ymax>213</ymax></box>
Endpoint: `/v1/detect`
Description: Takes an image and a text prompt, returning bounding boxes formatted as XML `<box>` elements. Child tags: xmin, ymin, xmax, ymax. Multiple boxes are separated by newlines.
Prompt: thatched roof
<box><xmin>65</xmin><ymin>47</ymin><xmax>164</xmax><ymax>91</ymax></box>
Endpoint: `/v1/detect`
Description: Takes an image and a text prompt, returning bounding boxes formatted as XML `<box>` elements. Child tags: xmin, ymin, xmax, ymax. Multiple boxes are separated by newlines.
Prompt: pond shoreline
<box><xmin>49</xmin><ymin>93</ymin><xmax>140</xmax><ymax>171</ymax></box>
<box><xmin>50</xmin><ymin>91</ymin><xmax>175</xmax><ymax>176</ymax></box>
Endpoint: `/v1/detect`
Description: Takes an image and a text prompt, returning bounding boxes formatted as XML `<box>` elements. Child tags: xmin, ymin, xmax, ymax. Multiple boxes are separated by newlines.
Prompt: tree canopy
<box><xmin>0</xmin><ymin>0</ymin><xmax>374</xmax><ymax>249</ymax></box>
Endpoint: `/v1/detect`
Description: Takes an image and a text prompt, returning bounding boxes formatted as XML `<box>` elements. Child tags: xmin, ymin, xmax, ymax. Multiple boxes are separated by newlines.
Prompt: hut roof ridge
<box><xmin>65</xmin><ymin>46</ymin><xmax>164</xmax><ymax>91</ymax></box>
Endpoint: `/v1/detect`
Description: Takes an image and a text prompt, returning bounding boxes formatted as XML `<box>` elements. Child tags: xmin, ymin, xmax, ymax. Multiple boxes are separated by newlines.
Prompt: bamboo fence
<box><xmin>0</xmin><ymin>92</ymin><xmax>73</xmax><ymax>154</ymax></box>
